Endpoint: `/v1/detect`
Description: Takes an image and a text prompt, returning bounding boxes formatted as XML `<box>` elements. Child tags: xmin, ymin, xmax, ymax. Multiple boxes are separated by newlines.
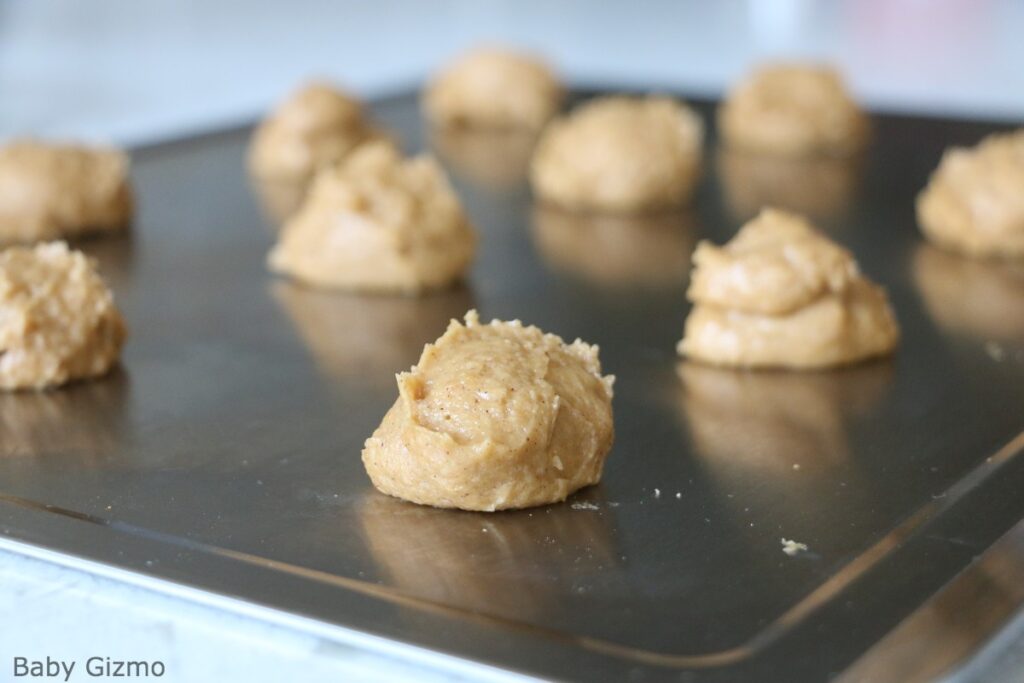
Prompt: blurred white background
<box><xmin>1</xmin><ymin>0</ymin><xmax>1022</xmax><ymax>144</ymax></box>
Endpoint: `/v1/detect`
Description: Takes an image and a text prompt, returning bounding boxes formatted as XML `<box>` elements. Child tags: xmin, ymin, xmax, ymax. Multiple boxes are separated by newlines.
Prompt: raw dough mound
<box><xmin>916</xmin><ymin>129</ymin><xmax>1024</xmax><ymax>258</ymax></box>
<box><xmin>248</xmin><ymin>82</ymin><xmax>385</xmax><ymax>182</ymax></box>
<box><xmin>718</xmin><ymin>64</ymin><xmax>868</xmax><ymax>157</ymax></box>
<box><xmin>0</xmin><ymin>242</ymin><xmax>126</xmax><ymax>390</ymax></box>
<box><xmin>678</xmin><ymin>209</ymin><xmax>898</xmax><ymax>369</ymax></box>
<box><xmin>423</xmin><ymin>47</ymin><xmax>563</xmax><ymax>130</ymax></box>
<box><xmin>362</xmin><ymin>310</ymin><xmax>615</xmax><ymax>511</ymax></box>
<box><xmin>268</xmin><ymin>142</ymin><xmax>476</xmax><ymax>292</ymax></box>
<box><xmin>530</xmin><ymin>96</ymin><xmax>704</xmax><ymax>212</ymax></box>
<box><xmin>0</xmin><ymin>140</ymin><xmax>132</xmax><ymax>243</ymax></box>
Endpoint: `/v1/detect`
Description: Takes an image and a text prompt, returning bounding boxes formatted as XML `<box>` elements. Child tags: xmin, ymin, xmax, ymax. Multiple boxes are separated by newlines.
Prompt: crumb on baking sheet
<box><xmin>781</xmin><ymin>538</ymin><xmax>809</xmax><ymax>556</ymax></box>
<box><xmin>571</xmin><ymin>501</ymin><xmax>600</xmax><ymax>511</ymax></box>
<box><xmin>985</xmin><ymin>341</ymin><xmax>1006</xmax><ymax>362</ymax></box>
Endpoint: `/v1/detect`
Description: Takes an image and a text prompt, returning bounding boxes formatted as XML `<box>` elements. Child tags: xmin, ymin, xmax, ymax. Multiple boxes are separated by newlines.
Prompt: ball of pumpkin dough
<box><xmin>0</xmin><ymin>140</ymin><xmax>132</xmax><ymax>244</ymax></box>
<box><xmin>362</xmin><ymin>310</ymin><xmax>615</xmax><ymax>511</ymax></box>
<box><xmin>916</xmin><ymin>129</ymin><xmax>1024</xmax><ymax>258</ymax></box>
<box><xmin>268</xmin><ymin>141</ymin><xmax>476</xmax><ymax>293</ymax></box>
<box><xmin>423</xmin><ymin>47</ymin><xmax>563</xmax><ymax>130</ymax></box>
<box><xmin>530</xmin><ymin>96</ymin><xmax>704</xmax><ymax>212</ymax></box>
<box><xmin>0</xmin><ymin>242</ymin><xmax>126</xmax><ymax>390</ymax></box>
<box><xmin>718</xmin><ymin>64</ymin><xmax>869</xmax><ymax>157</ymax></box>
<box><xmin>678</xmin><ymin>208</ymin><xmax>899</xmax><ymax>369</ymax></box>
<box><xmin>248</xmin><ymin>81</ymin><xmax>384</xmax><ymax>182</ymax></box>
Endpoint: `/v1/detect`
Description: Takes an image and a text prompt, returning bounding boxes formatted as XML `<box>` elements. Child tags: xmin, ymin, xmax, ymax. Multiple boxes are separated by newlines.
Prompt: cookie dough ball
<box><xmin>423</xmin><ymin>48</ymin><xmax>563</xmax><ymax>130</ymax></box>
<box><xmin>268</xmin><ymin>142</ymin><xmax>475</xmax><ymax>292</ymax></box>
<box><xmin>248</xmin><ymin>82</ymin><xmax>384</xmax><ymax>183</ymax></box>
<box><xmin>530</xmin><ymin>96</ymin><xmax>704</xmax><ymax>212</ymax></box>
<box><xmin>362</xmin><ymin>310</ymin><xmax>615</xmax><ymax>511</ymax></box>
<box><xmin>0</xmin><ymin>140</ymin><xmax>132</xmax><ymax>244</ymax></box>
<box><xmin>678</xmin><ymin>208</ymin><xmax>899</xmax><ymax>369</ymax></box>
<box><xmin>916</xmin><ymin>130</ymin><xmax>1024</xmax><ymax>258</ymax></box>
<box><xmin>0</xmin><ymin>242</ymin><xmax>126</xmax><ymax>390</ymax></box>
<box><xmin>718</xmin><ymin>64</ymin><xmax>869</xmax><ymax>157</ymax></box>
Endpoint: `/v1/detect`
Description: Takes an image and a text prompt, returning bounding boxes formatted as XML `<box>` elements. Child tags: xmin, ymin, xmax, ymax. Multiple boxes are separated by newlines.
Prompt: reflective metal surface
<box><xmin>1</xmin><ymin>94</ymin><xmax>1023</xmax><ymax>682</ymax></box>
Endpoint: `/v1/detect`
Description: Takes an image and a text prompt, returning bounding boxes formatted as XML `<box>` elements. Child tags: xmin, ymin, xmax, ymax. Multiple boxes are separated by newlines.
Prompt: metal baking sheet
<box><xmin>1</xmin><ymin>92</ymin><xmax>1023</xmax><ymax>682</ymax></box>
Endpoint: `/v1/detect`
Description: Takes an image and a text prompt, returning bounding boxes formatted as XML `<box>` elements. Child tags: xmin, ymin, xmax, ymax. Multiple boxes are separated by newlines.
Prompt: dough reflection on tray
<box><xmin>677</xmin><ymin>361</ymin><xmax>892</xmax><ymax>473</ymax></box>
<box><xmin>0</xmin><ymin>368</ymin><xmax>129</xmax><ymax>459</ymax></box>
<box><xmin>717</xmin><ymin>148</ymin><xmax>860</xmax><ymax>223</ymax></box>
<box><xmin>272</xmin><ymin>282</ymin><xmax>475</xmax><ymax>387</ymax></box>
<box><xmin>74</xmin><ymin>233</ymin><xmax>135</xmax><ymax>290</ymax></box>
<box><xmin>913</xmin><ymin>244</ymin><xmax>1024</xmax><ymax>342</ymax></box>
<box><xmin>358</xmin><ymin>493</ymin><xmax>619</xmax><ymax>618</ymax></box>
<box><xmin>429</xmin><ymin>126</ymin><xmax>537</xmax><ymax>190</ymax></box>
<box><xmin>531</xmin><ymin>204</ymin><xmax>696</xmax><ymax>288</ymax></box>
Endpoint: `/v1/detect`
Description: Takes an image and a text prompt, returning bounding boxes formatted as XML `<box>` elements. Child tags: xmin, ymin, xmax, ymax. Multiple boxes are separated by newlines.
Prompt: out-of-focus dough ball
<box><xmin>916</xmin><ymin>129</ymin><xmax>1024</xmax><ymax>258</ymax></box>
<box><xmin>268</xmin><ymin>141</ymin><xmax>475</xmax><ymax>293</ymax></box>
<box><xmin>0</xmin><ymin>140</ymin><xmax>132</xmax><ymax>244</ymax></box>
<box><xmin>423</xmin><ymin>48</ymin><xmax>563</xmax><ymax>130</ymax></box>
<box><xmin>678</xmin><ymin>208</ymin><xmax>899</xmax><ymax>369</ymax></box>
<box><xmin>531</xmin><ymin>96</ymin><xmax>703</xmax><ymax>212</ymax></box>
<box><xmin>248</xmin><ymin>82</ymin><xmax>385</xmax><ymax>183</ymax></box>
<box><xmin>718</xmin><ymin>64</ymin><xmax>869</xmax><ymax>157</ymax></box>
<box><xmin>0</xmin><ymin>242</ymin><xmax>126</xmax><ymax>390</ymax></box>
<box><xmin>362</xmin><ymin>310</ymin><xmax>615</xmax><ymax>511</ymax></box>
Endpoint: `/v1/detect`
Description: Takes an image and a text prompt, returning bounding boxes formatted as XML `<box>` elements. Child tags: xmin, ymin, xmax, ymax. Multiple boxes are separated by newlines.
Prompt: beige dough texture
<box><xmin>916</xmin><ymin>129</ymin><xmax>1024</xmax><ymax>258</ymax></box>
<box><xmin>423</xmin><ymin>47</ymin><xmax>563</xmax><ymax>130</ymax></box>
<box><xmin>0</xmin><ymin>242</ymin><xmax>126</xmax><ymax>390</ymax></box>
<box><xmin>530</xmin><ymin>96</ymin><xmax>704</xmax><ymax>212</ymax></box>
<box><xmin>678</xmin><ymin>208</ymin><xmax>899</xmax><ymax>369</ymax></box>
<box><xmin>0</xmin><ymin>140</ymin><xmax>132</xmax><ymax>244</ymax></box>
<box><xmin>718</xmin><ymin>64</ymin><xmax>869</xmax><ymax>157</ymax></box>
<box><xmin>362</xmin><ymin>310</ymin><xmax>615</xmax><ymax>511</ymax></box>
<box><xmin>268</xmin><ymin>142</ymin><xmax>476</xmax><ymax>292</ymax></box>
<box><xmin>248</xmin><ymin>82</ymin><xmax>385</xmax><ymax>183</ymax></box>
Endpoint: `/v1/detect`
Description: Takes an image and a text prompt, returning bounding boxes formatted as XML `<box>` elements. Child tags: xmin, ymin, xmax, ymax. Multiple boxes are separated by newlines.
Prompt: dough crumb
<box><xmin>570</xmin><ymin>502</ymin><xmax>600</xmax><ymax>511</ymax></box>
<box><xmin>423</xmin><ymin>47</ymin><xmax>563</xmax><ymax>130</ymax></box>
<box><xmin>678</xmin><ymin>208</ymin><xmax>900</xmax><ymax>369</ymax></box>
<box><xmin>362</xmin><ymin>310</ymin><xmax>615</xmax><ymax>511</ymax></box>
<box><xmin>268</xmin><ymin>142</ymin><xmax>476</xmax><ymax>293</ymax></box>
<box><xmin>530</xmin><ymin>96</ymin><xmax>704</xmax><ymax>212</ymax></box>
<box><xmin>0</xmin><ymin>242</ymin><xmax>126</xmax><ymax>390</ymax></box>
<box><xmin>0</xmin><ymin>140</ymin><xmax>133</xmax><ymax>243</ymax></box>
<box><xmin>781</xmin><ymin>538</ymin><xmax>810</xmax><ymax>556</ymax></box>
<box><xmin>985</xmin><ymin>341</ymin><xmax>1006</xmax><ymax>362</ymax></box>
<box><xmin>917</xmin><ymin>129</ymin><xmax>1024</xmax><ymax>258</ymax></box>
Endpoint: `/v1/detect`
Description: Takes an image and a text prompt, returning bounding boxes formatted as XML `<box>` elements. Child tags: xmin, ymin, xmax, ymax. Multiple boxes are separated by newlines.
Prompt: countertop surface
<box><xmin>1</xmin><ymin>2</ymin><xmax>1022</xmax><ymax>681</ymax></box>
